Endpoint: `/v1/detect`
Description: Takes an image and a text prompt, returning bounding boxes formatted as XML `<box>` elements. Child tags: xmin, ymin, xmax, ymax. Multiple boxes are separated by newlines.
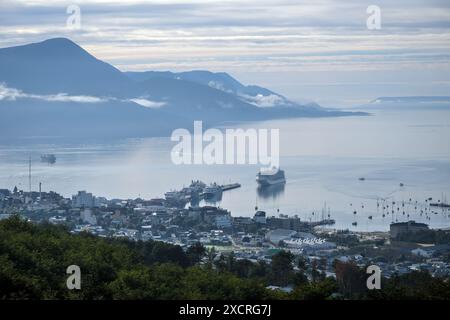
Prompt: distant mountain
<box><xmin>371</xmin><ymin>96</ymin><xmax>450</xmax><ymax>104</ymax></box>
<box><xmin>359</xmin><ymin>96</ymin><xmax>450</xmax><ymax>110</ymax></box>
<box><xmin>0</xmin><ymin>38</ymin><xmax>362</xmax><ymax>138</ymax></box>
<box><xmin>0</xmin><ymin>38</ymin><xmax>138</xmax><ymax>97</ymax></box>
<box><xmin>126</xmin><ymin>70</ymin><xmax>299</xmax><ymax>108</ymax></box>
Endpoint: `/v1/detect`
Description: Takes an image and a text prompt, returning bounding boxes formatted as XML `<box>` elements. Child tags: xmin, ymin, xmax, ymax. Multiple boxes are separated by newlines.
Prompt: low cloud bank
<box><xmin>0</xmin><ymin>83</ymin><xmax>165</xmax><ymax>108</ymax></box>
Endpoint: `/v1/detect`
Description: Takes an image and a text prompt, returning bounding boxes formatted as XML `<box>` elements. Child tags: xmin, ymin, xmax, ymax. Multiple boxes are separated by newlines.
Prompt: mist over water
<box><xmin>1</xmin><ymin>108</ymin><xmax>449</xmax><ymax>231</ymax></box>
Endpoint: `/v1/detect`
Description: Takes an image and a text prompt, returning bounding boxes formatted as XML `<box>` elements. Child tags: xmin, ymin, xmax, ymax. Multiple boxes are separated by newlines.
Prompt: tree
<box><xmin>270</xmin><ymin>250</ymin><xmax>294</xmax><ymax>286</ymax></box>
<box><xmin>205</xmin><ymin>247</ymin><xmax>217</xmax><ymax>268</ymax></box>
<box><xmin>186</xmin><ymin>242</ymin><xmax>206</xmax><ymax>266</ymax></box>
<box><xmin>334</xmin><ymin>261</ymin><xmax>368</xmax><ymax>298</ymax></box>
<box><xmin>292</xmin><ymin>277</ymin><xmax>338</xmax><ymax>300</ymax></box>
<box><xmin>297</xmin><ymin>256</ymin><xmax>307</xmax><ymax>271</ymax></box>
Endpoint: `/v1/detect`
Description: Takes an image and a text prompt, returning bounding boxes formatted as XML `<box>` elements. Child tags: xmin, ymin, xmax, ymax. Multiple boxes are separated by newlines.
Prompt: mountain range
<box><xmin>0</xmin><ymin>38</ymin><xmax>361</xmax><ymax>138</ymax></box>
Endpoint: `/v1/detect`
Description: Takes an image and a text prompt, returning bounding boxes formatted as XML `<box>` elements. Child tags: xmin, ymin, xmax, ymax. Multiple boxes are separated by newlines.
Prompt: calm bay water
<box><xmin>1</xmin><ymin>108</ymin><xmax>449</xmax><ymax>231</ymax></box>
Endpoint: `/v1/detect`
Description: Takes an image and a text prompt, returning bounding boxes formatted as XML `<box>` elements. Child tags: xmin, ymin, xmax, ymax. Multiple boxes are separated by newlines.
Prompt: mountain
<box><xmin>0</xmin><ymin>38</ymin><xmax>361</xmax><ymax>138</ymax></box>
<box><xmin>358</xmin><ymin>96</ymin><xmax>450</xmax><ymax>110</ymax></box>
<box><xmin>371</xmin><ymin>96</ymin><xmax>450</xmax><ymax>104</ymax></box>
<box><xmin>126</xmin><ymin>70</ymin><xmax>298</xmax><ymax>108</ymax></box>
<box><xmin>0</xmin><ymin>38</ymin><xmax>139</xmax><ymax>97</ymax></box>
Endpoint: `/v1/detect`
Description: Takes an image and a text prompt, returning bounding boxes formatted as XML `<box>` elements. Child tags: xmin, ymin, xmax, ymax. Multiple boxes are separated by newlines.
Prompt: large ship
<box><xmin>256</xmin><ymin>167</ymin><xmax>286</xmax><ymax>186</ymax></box>
<box><xmin>203</xmin><ymin>183</ymin><xmax>223</xmax><ymax>198</ymax></box>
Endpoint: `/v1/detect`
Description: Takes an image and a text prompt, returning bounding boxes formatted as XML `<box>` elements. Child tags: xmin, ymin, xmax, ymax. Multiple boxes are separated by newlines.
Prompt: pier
<box><xmin>221</xmin><ymin>183</ymin><xmax>241</xmax><ymax>191</ymax></box>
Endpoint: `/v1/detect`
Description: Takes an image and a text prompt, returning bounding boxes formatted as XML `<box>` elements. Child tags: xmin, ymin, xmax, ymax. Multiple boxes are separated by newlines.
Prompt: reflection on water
<box><xmin>257</xmin><ymin>183</ymin><xmax>285</xmax><ymax>200</ymax></box>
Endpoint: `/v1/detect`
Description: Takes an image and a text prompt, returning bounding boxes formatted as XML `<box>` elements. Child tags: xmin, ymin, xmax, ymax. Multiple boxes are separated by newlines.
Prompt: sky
<box><xmin>1</xmin><ymin>0</ymin><xmax>450</xmax><ymax>106</ymax></box>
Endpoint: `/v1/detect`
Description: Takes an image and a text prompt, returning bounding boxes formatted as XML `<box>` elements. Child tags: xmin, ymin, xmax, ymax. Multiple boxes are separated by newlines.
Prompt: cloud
<box><xmin>43</xmin><ymin>93</ymin><xmax>108</xmax><ymax>103</ymax></box>
<box><xmin>0</xmin><ymin>83</ymin><xmax>165</xmax><ymax>107</ymax></box>
<box><xmin>128</xmin><ymin>98</ymin><xmax>166</xmax><ymax>108</ymax></box>
<box><xmin>207</xmin><ymin>81</ymin><xmax>233</xmax><ymax>93</ymax></box>
<box><xmin>0</xmin><ymin>84</ymin><xmax>23</xmax><ymax>100</ymax></box>
<box><xmin>240</xmin><ymin>93</ymin><xmax>287</xmax><ymax>108</ymax></box>
<box><xmin>0</xmin><ymin>83</ymin><xmax>109</xmax><ymax>103</ymax></box>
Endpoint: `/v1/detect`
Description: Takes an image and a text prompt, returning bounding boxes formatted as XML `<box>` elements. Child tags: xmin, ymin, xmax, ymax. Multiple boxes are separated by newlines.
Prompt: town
<box><xmin>1</xmin><ymin>181</ymin><xmax>449</xmax><ymax>289</ymax></box>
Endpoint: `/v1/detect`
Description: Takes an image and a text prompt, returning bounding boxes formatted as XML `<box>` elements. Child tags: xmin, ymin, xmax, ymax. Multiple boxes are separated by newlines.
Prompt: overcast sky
<box><xmin>1</xmin><ymin>0</ymin><xmax>450</xmax><ymax>106</ymax></box>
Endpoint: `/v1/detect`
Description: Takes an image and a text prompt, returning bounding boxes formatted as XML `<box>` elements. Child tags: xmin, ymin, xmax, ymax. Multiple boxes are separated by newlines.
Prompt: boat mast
<box><xmin>28</xmin><ymin>156</ymin><xmax>32</xmax><ymax>193</ymax></box>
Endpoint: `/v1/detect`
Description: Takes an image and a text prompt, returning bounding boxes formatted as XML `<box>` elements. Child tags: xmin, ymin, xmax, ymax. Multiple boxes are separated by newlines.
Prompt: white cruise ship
<box><xmin>256</xmin><ymin>167</ymin><xmax>286</xmax><ymax>186</ymax></box>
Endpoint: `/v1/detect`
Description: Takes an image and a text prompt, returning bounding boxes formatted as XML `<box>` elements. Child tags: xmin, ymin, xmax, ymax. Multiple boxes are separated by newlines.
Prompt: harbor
<box><xmin>1</xmin><ymin>178</ymin><xmax>449</xmax><ymax>281</ymax></box>
<box><xmin>164</xmin><ymin>180</ymin><xmax>242</xmax><ymax>207</ymax></box>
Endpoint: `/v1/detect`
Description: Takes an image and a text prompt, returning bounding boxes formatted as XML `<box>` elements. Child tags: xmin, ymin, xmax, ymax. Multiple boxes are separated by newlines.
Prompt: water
<box><xmin>1</xmin><ymin>108</ymin><xmax>449</xmax><ymax>231</ymax></box>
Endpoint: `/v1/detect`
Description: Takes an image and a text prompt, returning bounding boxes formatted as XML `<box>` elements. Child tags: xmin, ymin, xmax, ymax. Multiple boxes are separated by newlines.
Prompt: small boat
<box><xmin>368</xmin><ymin>216</ymin><xmax>373</xmax><ymax>220</ymax></box>
<box><xmin>358</xmin><ymin>177</ymin><xmax>365</xmax><ymax>181</ymax></box>
<box><xmin>399</xmin><ymin>183</ymin><xmax>404</xmax><ymax>187</ymax></box>
<box><xmin>352</xmin><ymin>222</ymin><xmax>357</xmax><ymax>226</ymax></box>
<box><xmin>41</xmin><ymin>154</ymin><xmax>56</xmax><ymax>164</ymax></box>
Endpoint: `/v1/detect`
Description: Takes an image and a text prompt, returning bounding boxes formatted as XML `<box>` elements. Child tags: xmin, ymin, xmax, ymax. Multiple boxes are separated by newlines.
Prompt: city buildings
<box><xmin>0</xmin><ymin>186</ymin><xmax>448</xmax><ymax>279</ymax></box>
<box><xmin>390</xmin><ymin>220</ymin><xmax>429</xmax><ymax>239</ymax></box>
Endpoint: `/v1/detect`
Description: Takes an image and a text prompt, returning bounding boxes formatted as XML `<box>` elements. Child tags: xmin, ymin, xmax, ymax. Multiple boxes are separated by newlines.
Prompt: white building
<box><xmin>254</xmin><ymin>211</ymin><xmax>267</xmax><ymax>224</ymax></box>
<box><xmin>215</xmin><ymin>215</ymin><xmax>232</xmax><ymax>228</ymax></box>
<box><xmin>284</xmin><ymin>238</ymin><xmax>336</xmax><ymax>251</ymax></box>
<box><xmin>72</xmin><ymin>191</ymin><xmax>95</xmax><ymax>208</ymax></box>
<box><xmin>265</xmin><ymin>228</ymin><xmax>297</xmax><ymax>244</ymax></box>
<box><xmin>49</xmin><ymin>215</ymin><xmax>67</xmax><ymax>225</ymax></box>
<box><xmin>411</xmin><ymin>248</ymin><xmax>433</xmax><ymax>258</ymax></box>
<box><xmin>80</xmin><ymin>208</ymin><xmax>97</xmax><ymax>225</ymax></box>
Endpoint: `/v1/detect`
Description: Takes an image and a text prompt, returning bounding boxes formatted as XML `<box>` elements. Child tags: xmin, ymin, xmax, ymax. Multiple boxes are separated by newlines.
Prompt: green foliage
<box><xmin>364</xmin><ymin>271</ymin><xmax>450</xmax><ymax>300</ymax></box>
<box><xmin>0</xmin><ymin>217</ymin><xmax>275</xmax><ymax>300</ymax></box>
<box><xmin>292</xmin><ymin>277</ymin><xmax>338</xmax><ymax>300</ymax></box>
<box><xmin>186</xmin><ymin>242</ymin><xmax>206</xmax><ymax>265</ymax></box>
<box><xmin>333</xmin><ymin>261</ymin><xmax>450</xmax><ymax>300</ymax></box>
<box><xmin>1</xmin><ymin>217</ymin><xmax>448</xmax><ymax>300</ymax></box>
<box><xmin>270</xmin><ymin>250</ymin><xmax>295</xmax><ymax>286</ymax></box>
<box><xmin>334</xmin><ymin>261</ymin><xmax>367</xmax><ymax>298</ymax></box>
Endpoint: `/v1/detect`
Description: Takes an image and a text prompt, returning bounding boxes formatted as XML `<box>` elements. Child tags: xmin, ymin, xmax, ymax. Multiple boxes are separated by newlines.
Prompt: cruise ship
<box><xmin>256</xmin><ymin>167</ymin><xmax>286</xmax><ymax>186</ymax></box>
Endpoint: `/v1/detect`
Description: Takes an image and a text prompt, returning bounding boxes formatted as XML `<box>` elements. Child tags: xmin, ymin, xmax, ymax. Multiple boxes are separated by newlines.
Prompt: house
<box><xmin>411</xmin><ymin>248</ymin><xmax>433</xmax><ymax>258</ymax></box>
<box><xmin>215</xmin><ymin>214</ymin><xmax>232</xmax><ymax>228</ymax></box>
<box><xmin>253</xmin><ymin>211</ymin><xmax>266</xmax><ymax>224</ymax></box>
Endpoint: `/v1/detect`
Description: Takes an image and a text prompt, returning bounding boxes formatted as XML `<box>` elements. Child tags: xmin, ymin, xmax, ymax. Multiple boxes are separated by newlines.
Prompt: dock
<box><xmin>221</xmin><ymin>183</ymin><xmax>241</xmax><ymax>191</ymax></box>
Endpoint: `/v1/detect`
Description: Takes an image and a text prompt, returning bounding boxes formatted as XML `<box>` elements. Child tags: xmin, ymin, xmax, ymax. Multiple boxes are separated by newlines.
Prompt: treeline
<box><xmin>0</xmin><ymin>216</ymin><xmax>449</xmax><ymax>300</ymax></box>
